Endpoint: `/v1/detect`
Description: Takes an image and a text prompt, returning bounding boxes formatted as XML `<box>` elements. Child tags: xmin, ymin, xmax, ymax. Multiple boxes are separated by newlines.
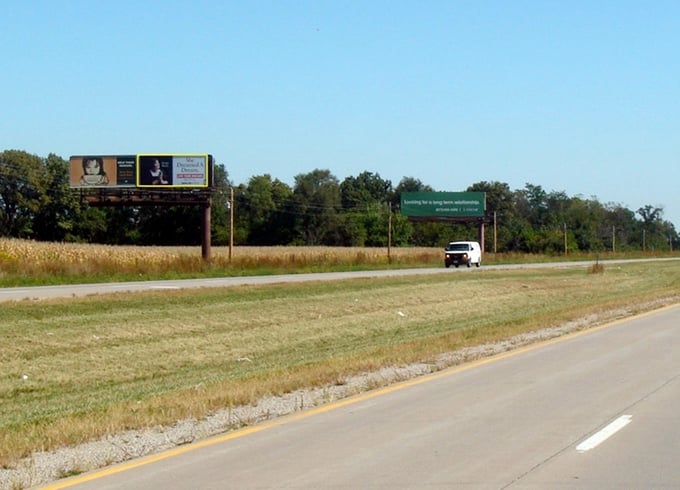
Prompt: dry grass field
<box><xmin>0</xmin><ymin>238</ymin><xmax>443</xmax><ymax>285</ymax></box>
<box><xmin>2</xmin><ymin>237</ymin><xmax>668</xmax><ymax>287</ymax></box>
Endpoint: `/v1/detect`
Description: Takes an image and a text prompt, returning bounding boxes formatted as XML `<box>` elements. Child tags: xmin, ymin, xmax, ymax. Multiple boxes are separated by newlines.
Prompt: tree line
<box><xmin>1</xmin><ymin>149</ymin><xmax>677</xmax><ymax>253</ymax></box>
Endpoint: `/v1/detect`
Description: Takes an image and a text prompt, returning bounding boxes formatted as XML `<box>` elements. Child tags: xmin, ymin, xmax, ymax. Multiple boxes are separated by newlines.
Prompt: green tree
<box><xmin>337</xmin><ymin>211</ymin><xmax>369</xmax><ymax>246</ymax></box>
<box><xmin>520</xmin><ymin>183</ymin><xmax>549</xmax><ymax>228</ymax></box>
<box><xmin>73</xmin><ymin>206</ymin><xmax>111</xmax><ymax>243</ymax></box>
<box><xmin>240</xmin><ymin>174</ymin><xmax>293</xmax><ymax>245</ymax></box>
<box><xmin>637</xmin><ymin>204</ymin><xmax>669</xmax><ymax>250</ymax></box>
<box><xmin>291</xmin><ymin>169</ymin><xmax>341</xmax><ymax>245</ymax></box>
<box><xmin>32</xmin><ymin>153</ymin><xmax>83</xmax><ymax>241</ymax></box>
<box><xmin>602</xmin><ymin>203</ymin><xmax>639</xmax><ymax>251</ymax></box>
<box><xmin>389</xmin><ymin>211</ymin><xmax>413</xmax><ymax>246</ymax></box>
<box><xmin>339</xmin><ymin>172</ymin><xmax>392</xmax><ymax>246</ymax></box>
<box><xmin>391</xmin><ymin>176</ymin><xmax>433</xmax><ymax>208</ymax></box>
<box><xmin>565</xmin><ymin>197</ymin><xmax>606</xmax><ymax>252</ymax></box>
<box><xmin>208</xmin><ymin>163</ymin><xmax>234</xmax><ymax>246</ymax></box>
<box><xmin>545</xmin><ymin>191</ymin><xmax>570</xmax><ymax>228</ymax></box>
<box><xmin>467</xmin><ymin>181</ymin><xmax>515</xmax><ymax>252</ymax></box>
<box><xmin>0</xmin><ymin>150</ymin><xmax>48</xmax><ymax>237</ymax></box>
<box><xmin>340</xmin><ymin>171</ymin><xmax>391</xmax><ymax>210</ymax></box>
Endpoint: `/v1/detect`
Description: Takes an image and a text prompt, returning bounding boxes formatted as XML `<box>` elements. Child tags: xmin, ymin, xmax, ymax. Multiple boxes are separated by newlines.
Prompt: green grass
<box><xmin>1</xmin><ymin>261</ymin><xmax>679</xmax><ymax>466</ymax></box>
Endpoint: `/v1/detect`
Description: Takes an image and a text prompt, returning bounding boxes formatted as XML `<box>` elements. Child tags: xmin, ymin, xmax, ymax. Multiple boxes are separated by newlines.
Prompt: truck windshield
<box><xmin>446</xmin><ymin>243</ymin><xmax>470</xmax><ymax>251</ymax></box>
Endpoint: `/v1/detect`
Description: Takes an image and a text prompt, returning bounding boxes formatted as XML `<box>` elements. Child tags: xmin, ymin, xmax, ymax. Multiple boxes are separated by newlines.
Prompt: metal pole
<box><xmin>479</xmin><ymin>221</ymin><xmax>485</xmax><ymax>254</ymax></box>
<box><xmin>201</xmin><ymin>198</ymin><xmax>211</xmax><ymax>261</ymax></box>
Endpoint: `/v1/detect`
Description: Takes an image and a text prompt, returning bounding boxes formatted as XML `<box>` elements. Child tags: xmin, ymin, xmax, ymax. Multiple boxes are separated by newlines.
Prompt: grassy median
<box><xmin>1</xmin><ymin>261</ymin><xmax>679</xmax><ymax>467</ymax></box>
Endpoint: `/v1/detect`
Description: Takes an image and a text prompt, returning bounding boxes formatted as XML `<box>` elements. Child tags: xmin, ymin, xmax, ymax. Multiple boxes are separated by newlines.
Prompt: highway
<box><xmin>3</xmin><ymin>258</ymin><xmax>677</xmax><ymax>302</ymax></box>
<box><xmin>45</xmin><ymin>303</ymin><xmax>680</xmax><ymax>489</ymax></box>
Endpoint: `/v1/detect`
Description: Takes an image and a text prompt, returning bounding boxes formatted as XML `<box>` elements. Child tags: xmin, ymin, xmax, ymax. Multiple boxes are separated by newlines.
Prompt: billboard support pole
<box><xmin>494</xmin><ymin>212</ymin><xmax>497</xmax><ymax>254</ymax></box>
<box><xmin>478</xmin><ymin>221</ymin><xmax>485</xmax><ymax>254</ymax></box>
<box><xmin>201</xmin><ymin>198</ymin><xmax>211</xmax><ymax>262</ymax></box>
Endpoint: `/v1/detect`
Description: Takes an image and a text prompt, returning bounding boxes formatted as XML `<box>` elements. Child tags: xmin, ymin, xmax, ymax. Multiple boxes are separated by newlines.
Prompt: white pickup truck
<box><xmin>444</xmin><ymin>241</ymin><xmax>482</xmax><ymax>268</ymax></box>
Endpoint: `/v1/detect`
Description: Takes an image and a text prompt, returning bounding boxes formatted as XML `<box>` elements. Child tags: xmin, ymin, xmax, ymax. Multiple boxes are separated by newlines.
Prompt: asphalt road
<box><xmin>45</xmin><ymin>303</ymin><xmax>680</xmax><ymax>489</ymax></box>
<box><xmin>3</xmin><ymin>258</ymin><xmax>677</xmax><ymax>302</ymax></box>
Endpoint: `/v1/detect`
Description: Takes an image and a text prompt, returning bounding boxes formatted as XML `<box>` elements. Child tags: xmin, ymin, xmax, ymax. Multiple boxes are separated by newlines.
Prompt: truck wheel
<box><xmin>467</xmin><ymin>259</ymin><xmax>471</xmax><ymax>268</ymax></box>
<box><xmin>476</xmin><ymin>261</ymin><xmax>481</xmax><ymax>268</ymax></box>
<box><xmin>445</xmin><ymin>262</ymin><xmax>450</xmax><ymax>268</ymax></box>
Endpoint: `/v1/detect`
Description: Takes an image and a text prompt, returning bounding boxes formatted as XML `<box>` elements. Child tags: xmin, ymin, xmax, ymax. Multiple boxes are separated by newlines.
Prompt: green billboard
<box><xmin>400</xmin><ymin>192</ymin><xmax>486</xmax><ymax>218</ymax></box>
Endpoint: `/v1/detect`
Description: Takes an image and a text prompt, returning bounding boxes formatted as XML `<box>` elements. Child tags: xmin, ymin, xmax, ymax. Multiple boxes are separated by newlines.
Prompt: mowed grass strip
<box><xmin>1</xmin><ymin>262</ymin><xmax>679</xmax><ymax>466</ymax></box>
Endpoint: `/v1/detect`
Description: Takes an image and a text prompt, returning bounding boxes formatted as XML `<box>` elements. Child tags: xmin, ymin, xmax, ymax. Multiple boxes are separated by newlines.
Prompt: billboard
<box><xmin>400</xmin><ymin>192</ymin><xmax>486</xmax><ymax>218</ymax></box>
<box><xmin>69</xmin><ymin>154</ymin><xmax>212</xmax><ymax>189</ymax></box>
<box><xmin>137</xmin><ymin>154</ymin><xmax>210</xmax><ymax>188</ymax></box>
<box><xmin>69</xmin><ymin>155</ymin><xmax>136</xmax><ymax>188</ymax></box>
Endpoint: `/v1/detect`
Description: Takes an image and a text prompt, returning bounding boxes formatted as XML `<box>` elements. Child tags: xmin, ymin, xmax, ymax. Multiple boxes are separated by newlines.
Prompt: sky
<box><xmin>2</xmin><ymin>1</ymin><xmax>679</xmax><ymax>228</ymax></box>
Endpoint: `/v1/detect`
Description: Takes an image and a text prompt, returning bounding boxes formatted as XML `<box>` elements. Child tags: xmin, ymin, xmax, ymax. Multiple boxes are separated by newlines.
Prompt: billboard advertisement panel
<box><xmin>69</xmin><ymin>155</ymin><xmax>136</xmax><ymax>188</ymax></box>
<box><xmin>400</xmin><ymin>192</ymin><xmax>486</xmax><ymax>218</ymax></box>
<box><xmin>69</xmin><ymin>154</ymin><xmax>212</xmax><ymax>189</ymax></box>
<box><xmin>136</xmin><ymin>154</ymin><xmax>210</xmax><ymax>188</ymax></box>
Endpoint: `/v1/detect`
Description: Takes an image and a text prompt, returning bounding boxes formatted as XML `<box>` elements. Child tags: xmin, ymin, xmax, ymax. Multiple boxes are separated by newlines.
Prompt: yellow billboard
<box><xmin>136</xmin><ymin>154</ymin><xmax>210</xmax><ymax>188</ymax></box>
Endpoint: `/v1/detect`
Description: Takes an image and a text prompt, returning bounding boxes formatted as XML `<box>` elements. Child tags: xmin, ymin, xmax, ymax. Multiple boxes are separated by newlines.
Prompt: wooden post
<box><xmin>387</xmin><ymin>202</ymin><xmax>392</xmax><ymax>263</ymax></box>
<box><xmin>229</xmin><ymin>187</ymin><xmax>234</xmax><ymax>263</ymax></box>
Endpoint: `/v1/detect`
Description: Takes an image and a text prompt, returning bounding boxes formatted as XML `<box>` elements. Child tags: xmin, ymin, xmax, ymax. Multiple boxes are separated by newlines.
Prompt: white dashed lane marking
<box><xmin>576</xmin><ymin>415</ymin><xmax>633</xmax><ymax>453</ymax></box>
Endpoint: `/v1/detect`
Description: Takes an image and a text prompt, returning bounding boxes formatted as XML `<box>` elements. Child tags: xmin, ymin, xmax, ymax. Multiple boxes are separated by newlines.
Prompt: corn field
<box><xmin>0</xmin><ymin>238</ymin><xmax>441</xmax><ymax>279</ymax></box>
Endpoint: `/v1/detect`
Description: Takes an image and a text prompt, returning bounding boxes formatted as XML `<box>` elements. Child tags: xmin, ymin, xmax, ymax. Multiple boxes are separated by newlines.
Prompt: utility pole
<box><xmin>387</xmin><ymin>202</ymin><xmax>392</xmax><ymax>263</ymax></box>
<box><xmin>229</xmin><ymin>187</ymin><xmax>234</xmax><ymax>263</ymax></box>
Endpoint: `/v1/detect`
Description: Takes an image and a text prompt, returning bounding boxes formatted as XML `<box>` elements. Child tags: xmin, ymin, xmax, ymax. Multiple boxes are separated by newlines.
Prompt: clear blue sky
<box><xmin>2</xmin><ymin>1</ymin><xmax>679</xmax><ymax>228</ymax></box>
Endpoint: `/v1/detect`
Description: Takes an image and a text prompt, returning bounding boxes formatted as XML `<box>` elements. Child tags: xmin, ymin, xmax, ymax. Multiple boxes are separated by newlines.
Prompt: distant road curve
<box><xmin>1</xmin><ymin>258</ymin><xmax>677</xmax><ymax>303</ymax></box>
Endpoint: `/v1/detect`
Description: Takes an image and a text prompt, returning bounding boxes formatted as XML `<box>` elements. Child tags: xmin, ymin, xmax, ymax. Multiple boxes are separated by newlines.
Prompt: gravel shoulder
<box><xmin>2</xmin><ymin>299</ymin><xmax>677</xmax><ymax>490</ymax></box>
